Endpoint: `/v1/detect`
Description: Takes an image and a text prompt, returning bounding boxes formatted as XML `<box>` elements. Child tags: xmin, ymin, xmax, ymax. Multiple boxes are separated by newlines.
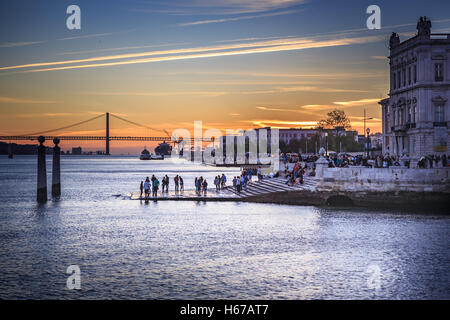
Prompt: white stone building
<box><xmin>379</xmin><ymin>17</ymin><xmax>449</xmax><ymax>156</ymax></box>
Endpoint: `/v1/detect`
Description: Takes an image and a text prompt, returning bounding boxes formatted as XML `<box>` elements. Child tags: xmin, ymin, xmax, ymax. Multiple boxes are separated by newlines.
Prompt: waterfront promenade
<box><xmin>128</xmin><ymin>162</ymin><xmax>449</xmax><ymax>209</ymax></box>
<box><xmin>129</xmin><ymin>177</ymin><xmax>318</xmax><ymax>201</ymax></box>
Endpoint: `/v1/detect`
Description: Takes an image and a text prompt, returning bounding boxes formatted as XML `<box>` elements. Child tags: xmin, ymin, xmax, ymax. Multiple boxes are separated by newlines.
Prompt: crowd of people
<box><xmin>281</xmin><ymin>152</ymin><xmax>448</xmax><ymax>169</ymax></box>
<box><xmin>140</xmin><ymin>174</ymin><xmax>184</xmax><ymax>199</ymax></box>
<box><xmin>194</xmin><ymin>176</ymin><xmax>208</xmax><ymax>196</ymax></box>
<box><xmin>213</xmin><ymin>174</ymin><xmax>227</xmax><ymax>191</ymax></box>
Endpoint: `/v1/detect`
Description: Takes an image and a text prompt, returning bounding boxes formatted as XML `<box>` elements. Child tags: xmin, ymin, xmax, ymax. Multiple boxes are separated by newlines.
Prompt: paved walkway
<box><xmin>129</xmin><ymin>177</ymin><xmax>318</xmax><ymax>201</ymax></box>
<box><xmin>220</xmin><ymin>176</ymin><xmax>318</xmax><ymax>198</ymax></box>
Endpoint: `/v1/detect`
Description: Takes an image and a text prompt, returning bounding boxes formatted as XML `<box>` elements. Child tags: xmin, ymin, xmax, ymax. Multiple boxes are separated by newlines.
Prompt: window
<box><xmin>397</xmin><ymin>71</ymin><xmax>401</xmax><ymax>88</ymax></box>
<box><xmin>435</xmin><ymin>105</ymin><xmax>445</xmax><ymax>122</ymax></box>
<box><xmin>414</xmin><ymin>65</ymin><xmax>417</xmax><ymax>83</ymax></box>
<box><xmin>408</xmin><ymin>67</ymin><xmax>411</xmax><ymax>85</ymax></box>
<box><xmin>403</xmin><ymin>68</ymin><xmax>406</xmax><ymax>86</ymax></box>
<box><xmin>393</xmin><ymin>73</ymin><xmax>396</xmax><ymax>89</ymax></box>
<box><xmin>435</xmin><ymin>63</ymin><xmax>443</xmax><ymax>81</ymax></box>
<box><xmin>393</xmin><ymin>110</ymin><xmax>397</xmax><ymax>126</ymax></box>
<box><xmin>412</xmin><ymin>105</ymin><xmax>417</xmax><ymax>123</ymax></box>
<box><xmin>407</xmin><ymin>106</ymin><xmax>411</xmax><ymax>123</ymax></box>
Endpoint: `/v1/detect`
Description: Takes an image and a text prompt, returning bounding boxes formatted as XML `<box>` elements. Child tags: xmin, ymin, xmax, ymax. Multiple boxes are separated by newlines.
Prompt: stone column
<box><xmin>37</xmin><ymin>136</ymin><xmax>47</xmax><ymax>203</ymax></box>
<box><xmin>315</xmin><ymin>147</ymin><xmax>329</xmax><ymax>178</ymax></box>
<box><xmin>52</xmin><ymin>138</ymin><xmax>61</xmax><ymax>197</ymax></box>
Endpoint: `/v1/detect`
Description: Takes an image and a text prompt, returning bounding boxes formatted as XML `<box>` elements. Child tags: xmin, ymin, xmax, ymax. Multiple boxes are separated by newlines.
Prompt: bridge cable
<box><xmin>16</xmin><ymin>113</ymin><xmax>105</xmax><ymax>136</ymax></box>
<box><xmin>109</xmin><ymin>113</ymin><xmax>170</xmax><ymax>137</ymax></box>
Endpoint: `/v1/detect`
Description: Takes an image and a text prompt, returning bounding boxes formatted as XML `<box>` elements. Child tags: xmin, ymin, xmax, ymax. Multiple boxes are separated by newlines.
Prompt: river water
<box><xmin>0</xmin><ymin>155</ymin><xmax>448</xmax><ymax>299</ymax></box>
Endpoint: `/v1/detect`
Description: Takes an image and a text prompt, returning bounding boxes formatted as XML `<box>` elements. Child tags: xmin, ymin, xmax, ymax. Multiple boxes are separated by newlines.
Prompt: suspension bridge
<box><xmin>0</xmin><ymin>112</ymin><xmax>213</xmax><ymax>155</ymax></box>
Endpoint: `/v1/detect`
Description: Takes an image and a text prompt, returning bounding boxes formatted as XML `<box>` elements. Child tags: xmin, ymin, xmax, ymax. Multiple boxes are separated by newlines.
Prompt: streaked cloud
<box><xmin>57</xmin><ymin>32</ymin><xmax>117</xmax><ymax>41</ymax></box>
<box><xmin>15</xmin><ymin>112</ymin><xmax>78</xmax><ymax>118</ymax></box>
<box><xmin>333</xmin><ymin>98</ymin><xmax>381</xmax><ymax>106</ymax></box>
<box><xmin>0</xmin><ymin>96</ymin><xmax>56</xmax><ymax>104</ymax></box>
<box><xmin>177</xmin><ymin>9</ymin><xmax>298</xmax><ymax>26</ymax></box>
<box><xmin>0</xmin><ymin>41</ymin><xmax>45</xmax><ymax>48</ymax></box>
<box><xmin>300</xmin><ymin>104</ymin><xmax>335</xmax><ymax>110</ymax></box>
<box><xmin>370</xmin><ymin>56</ymin><xmax>386</xmax><ymax>60</ymax></box>
<box><xmin>88</xmin><ymin>91</ymin><xmax>228</xmax><ymax>97</ymax></box>
<box><xmin>56</xmin><ymin>43</ymin><xmax>188</xmax><ymax>56</ymax></box>
<box><xmin>0</xmin><ymin>34</ymin><xmax>384</xmax><ymax>73</ymax></box>
<box><xmin>134</xmin><ymin>0</ymin><xmax>307</xmax><ymax>15</ymax></box>
<box><xmin>248</xmin><ymin>119</ymin><xmax>318</xmax><ymax>128</ymax></box>
<box><xmin>257</xmin><ymin>106</ymin><xmax>302</xmax><ymax>112</ymax></box>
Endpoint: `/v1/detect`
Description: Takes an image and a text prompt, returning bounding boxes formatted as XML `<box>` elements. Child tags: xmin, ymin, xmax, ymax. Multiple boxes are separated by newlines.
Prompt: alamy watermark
<box><xmin>170</xmin><ymin>121</ymin><xmax>280</xmax><ymax>172</ymax></box>
<box><xmin>66</xmin><ymin>5</ymin><xmax>81</xmax><ymax>30</ymax></box>
<box><xmin>66</xmin><ymin>265</ymin><xmax>81</xmax><ymax>290</ymax></box>
<box><xmin>366</xmin><ymin>5</ymin><xmax>381</xmax><ymax>30</ymax></box>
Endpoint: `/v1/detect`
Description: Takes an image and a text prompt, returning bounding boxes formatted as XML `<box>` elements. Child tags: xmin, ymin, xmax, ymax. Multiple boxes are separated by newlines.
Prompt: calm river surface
<box><xmin>0</xmin><ymin>155</ymin><xmax>449</xmax><ymax>299</ymax></box>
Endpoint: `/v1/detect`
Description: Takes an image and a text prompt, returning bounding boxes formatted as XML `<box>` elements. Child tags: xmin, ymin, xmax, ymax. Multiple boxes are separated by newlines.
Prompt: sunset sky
<box><xmin>1</xmin><ymin>0</ymin><xmax>450</xmax><ymax>153</ymax></box>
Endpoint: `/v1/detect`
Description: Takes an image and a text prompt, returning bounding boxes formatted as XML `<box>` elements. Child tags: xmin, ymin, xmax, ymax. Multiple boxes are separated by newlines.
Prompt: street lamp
<box><xmin>325</xmin><ymin>132</ymin><xmax>328</xmax><ymax>156</ymax></box>
<box><xmin>366</xmin><ymin>128</ymin><xmax>371</xmax><ymax>157</ymax></box>
<box><xmin>363</xmin><ymin>108</ymin><xmax>373</xmax><ymax>157</ymax></box>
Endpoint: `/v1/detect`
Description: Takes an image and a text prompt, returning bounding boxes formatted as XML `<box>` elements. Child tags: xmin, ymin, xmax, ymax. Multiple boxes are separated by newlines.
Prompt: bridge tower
<box><xmin>106</xmin><ymin>112</ymin><xmax>110</xmax><ymax>155</ymax></box>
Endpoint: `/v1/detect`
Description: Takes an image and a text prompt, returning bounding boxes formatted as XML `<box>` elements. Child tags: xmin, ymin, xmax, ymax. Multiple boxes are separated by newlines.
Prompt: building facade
<box><xmin>379</xmin><ymin>17</ymin><xmax>450</xmax><ymax>157</ymax></box>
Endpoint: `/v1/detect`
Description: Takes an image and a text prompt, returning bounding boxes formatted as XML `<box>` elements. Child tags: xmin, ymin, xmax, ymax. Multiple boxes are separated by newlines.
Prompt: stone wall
<box><xmin>315</xmin><ymin>166</ymin><xmax>449</xmax><ymax>193</ymax></box>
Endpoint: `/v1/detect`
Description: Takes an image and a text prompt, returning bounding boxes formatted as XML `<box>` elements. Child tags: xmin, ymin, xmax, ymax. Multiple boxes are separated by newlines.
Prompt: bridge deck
<box><xmin>128</xmin><ymin>177</ymin><xmax>318</xmax><ymax>201</ymax></box>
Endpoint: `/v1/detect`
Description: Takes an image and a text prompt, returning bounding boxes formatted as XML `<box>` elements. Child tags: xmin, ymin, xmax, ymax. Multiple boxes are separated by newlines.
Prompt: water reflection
<box><xmin>0</xmin><ymin>156</ymin><xmax>448</xmax><ymax>299</ymax></box>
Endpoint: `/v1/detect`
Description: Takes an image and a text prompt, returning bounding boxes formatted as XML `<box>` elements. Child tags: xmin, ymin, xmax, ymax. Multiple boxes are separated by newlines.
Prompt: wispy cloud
<box><xmin>0</xmin><ymin>32</ymin><xmax>384</xmax><ymax>73</ymax></box>
<box><xmin>0</xmin><ymin>41</ymin><xmax>45</xmax><ymax>48</ymax></box>
<box><xmin>177</xmin><ymin>9</ymin><xmax>298</xmax><ymax>26</ymax></box>
<box><xmin>0</xmin><ymin>96</ymin><xmax>56</xmax><ymax>104</ymax></box>
<box><xmin>333</xmin><ymin>98</ymin><xmax>381</xmax><ymax>106</ymax></box>
<box><xmin>300</xmin><ymin>104</ymin><xmax>335</xmax><ymax>110</ymax></box>
<box><xmin>56</xmin><ymin>43</ymin><xmax>188</xmax><ymax>56</ymax></box>
<box><xmin>88</xmin><ymin>91</ymin><xmax>228</xmax><ymax>97</ymax></box>
<box><xmin>15</xmin><ymin>112</ymin><xmax>77</xmax><ymax>118</ymax></box>
<box><xmin>370</xmin><ymin>56</ymin><xmax>386</xmax><ymax>60</ymax></box>
<box><xmin>57</xmin><ymin>32</ymin><xmax>119</xmax><ymax>41</ymax></box>
<box><xmin>247</xmin><ymin>119</ymin><xmax>318</xmax><ymax>128</ymax></box>
<box><xmin>133</xmin><ymin>0</ymin><xmax>307</xmax><ymax>15</ymax></box>
<box><xmin>257</xmin><ymin>106</ymin><xmax>302</xmax><ymax>112</ymax></box>
<box><xmin>278</xmin><ymin>86</ymin><xmax>369</xmax><ymax>93</ymax></box>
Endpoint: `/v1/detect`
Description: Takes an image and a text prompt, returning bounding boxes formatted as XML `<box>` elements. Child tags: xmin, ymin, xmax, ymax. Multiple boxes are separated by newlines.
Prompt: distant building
<box><xmin>278</xmin><ymin>127</ymin><xmax>357</xmax><ymax>145</ymax></box>
<box><xmin>71</xmin><ymin>147</ymin><xmax>82</xmax><ymax>155</ymax></box>
<box><xmin>379</xmin><ymin>17</ymin><xmax>449</xmax><ymax>156</ymax></box>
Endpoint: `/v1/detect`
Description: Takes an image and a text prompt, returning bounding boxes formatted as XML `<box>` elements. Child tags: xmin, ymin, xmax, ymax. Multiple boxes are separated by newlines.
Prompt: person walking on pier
<box><xmin>221</xmin><ymin>174</ymin><xmax>226</xmax><ymax>188</ymax></box>
<box><xmin>140</xmin><ymin>181</ymin><xmax>144</xmax><ymax>198</ymax></box>
<box><xmin>152</xmin><ymin>178</ymin><xmax>159</xmax><ymax>197</ymax></box>
<box><xmin>179</xmin><ymin>176</ymin><xmax>184</xmax><ymax>192</ymax></box>
<box><xmin>214</xmin><ymin>176</ymin><xmax>219</xmax><ymax>191</ymax></box>
<box><xmin>202</xmin><ymin>179</ymin><xmax>208</xmax><ymax>195</ymax></box>
<box><xmin>174</xmin><ymin>175</ymin><xmax>179</xmax><ymax>192</ymax></box>
<box><xmin>164</xmin><ymin>175</ymin><xmax>170</xmax><ymax>193</ymax></box>
<box><xmin>236</xmin><ymin>176</ymin><xmax>241</xmax><ymax>193</ymax></box>
<box><xmin>144</xmin><ymin>177</ymin><xmax>150</xmax><ymax>199</ymax></box>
